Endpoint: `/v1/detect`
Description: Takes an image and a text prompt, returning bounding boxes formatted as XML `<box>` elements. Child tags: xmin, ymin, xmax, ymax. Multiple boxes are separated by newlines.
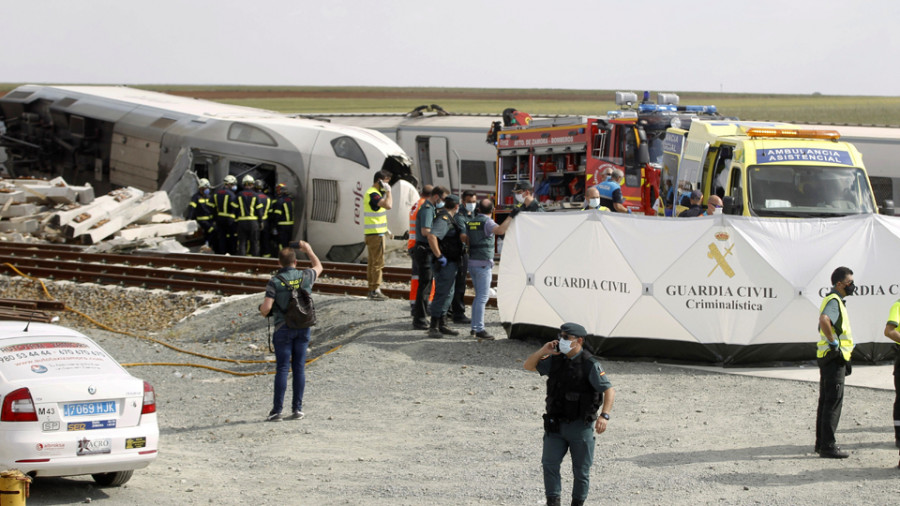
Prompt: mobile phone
<box><xmin>554</xmin><ymin>341</ymin><xmax>560</xmax><ymax>352</ymax></box>
<box><xmin>289</xmin><ymin>241</ymin><xmax>301</xmax><ymax>249</ymax></box>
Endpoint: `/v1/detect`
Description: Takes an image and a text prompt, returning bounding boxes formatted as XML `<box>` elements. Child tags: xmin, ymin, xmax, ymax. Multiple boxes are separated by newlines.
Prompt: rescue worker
<box><xmin>524</xmin><ymin>323</ymin><xmax>615</xmax><ymax>506</ymax></box>
<box><xmin>582</xmin><ymin>186</ymin><xmax>610</xmax><ymax>211</ymax></box>
<box><xmin>270</xmin><ymin>183</ymin><xmax>295</xmax><ymax>250</ymax></box>
<box><xmin>596</xmin><ymin>169</ymin><xmax>629</xmax><ymax>213</ymax></box>
<box><xmin>235</xmin><ymin>174</ymin><xmax>262</xmax><ymax>256</ymax></box>
<box><xmin>411</xmin><ymin>186</ymin><xmax>450</xmax><ymax>330</ymax></box>
<box><xmin>815</xmin><ymin>266</ymin><xmax>856</xmax><ymax>459</ymax></box>
<box><xmin>187</xmin><ymin>178</ymin><xmax>216</xmax><ymax>249</ymax></box>
<box><xmin>677</xmin><ymin>190</ymin><xmax>704</xmax><ymax>217</ymax></box>
<box><xmin>408</xmin><ymin>185</ymin><xmax>434</xmax><ymax>316</ymax></box>
<box><xmin>882</xmin><ymin>299</ymin><xmax>900</xmax><ymax>452</ymax></box>
<box><xmin>426</xmin><ymin>195</ymin><xmax>464</xmax><ymax>338</ymax></box>
<box><xmin>363</xmin><ymin>170</ymin><xmax>393</xmax><ymax>300</ymax></box>
<box><xmin>510</xmin><ymin>181</ymin><xmax>545</xmax><ymax>216</ymax></box>
<box><xmin>256</xmin><ymin>179</ymin><xmax>274</xmax><ymax>257</ymax></box>
<box><xmin>461</xmin><ymin>198</ymin><xmax>499</xmax><ymax>340</ymax></box>
<box><xmin>447</xmin><ymin>190</ymin><xmax>476</xmax><ymax>324</ymax></box>
<box><xmin>213</xmin><ymin>174</ymin><xmax>239</xmax><ymax>255</ymax></box>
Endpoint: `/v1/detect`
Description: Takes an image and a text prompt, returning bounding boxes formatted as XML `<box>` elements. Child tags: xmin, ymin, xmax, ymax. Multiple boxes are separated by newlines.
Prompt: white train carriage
<box><xmin>0</xmin><ymin>85</ymin><xmax>415</xmax><ymax>262</ymax></box>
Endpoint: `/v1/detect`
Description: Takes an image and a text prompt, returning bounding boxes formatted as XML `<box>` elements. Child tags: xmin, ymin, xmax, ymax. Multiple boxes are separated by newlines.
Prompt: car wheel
<box><xmin>91</xmin><ymin>470</ymin><xmax>134</xmax><ymax>487</ymax></box>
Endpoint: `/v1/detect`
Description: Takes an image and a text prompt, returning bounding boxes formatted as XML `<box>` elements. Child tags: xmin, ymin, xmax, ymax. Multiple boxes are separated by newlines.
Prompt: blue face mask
<box><xmin>202</xmin><ymin>188</ymin><xmax>210</xmax><ymax>196</ymax></box>
<box><xmin>436</xmin><ymin>201</ymin><xmax>445</xmax><ymax>209</ymax></box>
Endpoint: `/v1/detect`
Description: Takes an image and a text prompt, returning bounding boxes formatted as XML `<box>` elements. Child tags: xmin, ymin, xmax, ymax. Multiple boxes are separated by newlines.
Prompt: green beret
<box><xmin>560</xmin><ymin>322</ymin><xmax>587</xmax><ymax>337</ymax></box>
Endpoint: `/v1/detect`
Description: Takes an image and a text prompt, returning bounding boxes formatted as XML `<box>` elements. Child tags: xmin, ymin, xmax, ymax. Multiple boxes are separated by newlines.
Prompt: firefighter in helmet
<box><xmin>255</xmin><ymin>179</ymin><xmax>274</xmax><ymax>257</ymax></box>
<box><xmin>187</xmin><ymin>178</ymin><xmax>216</xmax><ymax>249</ymax></box>
<box><xmin>270</xmin><ymin>183</ymin><xmax>295</xmax><ymax>250</ymax></box>
<box><xmin>235</xmin><ymin>174</ymin><xmax>262</xmax><ymax>256</ymax></box>
<box><xmin>213</xmin><ymin>174</ymin><xmax>239</xmax><ymax>254</ymax></box>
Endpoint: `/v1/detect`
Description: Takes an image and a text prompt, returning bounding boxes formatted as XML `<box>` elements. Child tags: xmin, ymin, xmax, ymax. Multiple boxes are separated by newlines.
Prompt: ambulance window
<box><xmin>331</xmin><ymin>136</ymin><xmax>369</xmax><ymax>168</ymax></box>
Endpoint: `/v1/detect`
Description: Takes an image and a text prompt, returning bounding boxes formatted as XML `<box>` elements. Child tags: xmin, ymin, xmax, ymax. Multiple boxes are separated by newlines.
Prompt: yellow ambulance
<box><xmin>661</xmin><ymin>120</ymin><xmax>881</xmax><ymax>217</ymax></box>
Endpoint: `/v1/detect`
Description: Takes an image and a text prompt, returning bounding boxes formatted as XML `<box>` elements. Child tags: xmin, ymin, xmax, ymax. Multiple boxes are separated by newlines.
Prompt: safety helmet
<box><xmin>223</xmin><ymin>174</ymin><xmax>237</xmax><ymax>185</ymax></box>
<box><xmin>255</xmin><ymin>179</ymin><xmax>266</xmax><ymax>191</ymax></box>
<box><xmin>198</xmin><ymin>178</ymin><xmax>210</xmax><ymax>188</ymax></box>
<box><xmin>275</xmin><ymin>183</ymin><xmax>286</xmax><ymax>194</ymax></box>
<box><xmin>242</xmin><ymin>174</ymin><xmax>255</xmax><ymax>186</ymax></box>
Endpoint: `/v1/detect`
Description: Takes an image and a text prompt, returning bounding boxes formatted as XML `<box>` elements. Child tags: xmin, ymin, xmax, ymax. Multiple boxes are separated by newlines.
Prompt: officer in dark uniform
<box><xmin>213</xmin><ymin>174</ymin><xmax>239</xmax><ymax>254</ymax></box>
<box><xmin>524</xmin><ymin>323</ymin><xmax>616</xmax><ymax>506</ymax></box>
<box><xmin>187</xmin><ymin>178</ymin><xmax>216</xmax><ymax>249</ymax></box>
<box><xmin>426</xmin><ymin>195</ymin><xmax>464</xmax><ymax>338</ymax></box>
<box><xmin>235</xmin><ymin>174</ymin><xmax>262</xmax><ymax>256</ymax></box>
<box><xmin>270</xmin><ymin>183</ymin><xmax>295</xmax><ymax>249</ymax></box>
<box><xmin>596</xmin><ymin>169</ymin><xmax>629</xmax><ymax>213</ymax></box>
<box><xmin>510</xmin><ymin>180</ymin><xmax>545</xmax><ymax>217</ymax></box>
<box><xmin>411</xmin><ymin>185</ymin><xmax>450</xmax><ymax>329</ymax></box>
<box><xmin>255</xmin><ymin>179</ymin><xmax>274</xmax><ymax>257</ymax></box>
<box><xmin>447</xmin><ymin>190</ymin><xmax>477</xmax><ymax>324</ymax></box>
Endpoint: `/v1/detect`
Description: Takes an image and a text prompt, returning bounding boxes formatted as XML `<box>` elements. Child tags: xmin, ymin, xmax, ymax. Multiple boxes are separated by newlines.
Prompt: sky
<box><xmin>2</xmin><ymin>0</ymin><xmax>899</xmax><ymax>96</ymax></box>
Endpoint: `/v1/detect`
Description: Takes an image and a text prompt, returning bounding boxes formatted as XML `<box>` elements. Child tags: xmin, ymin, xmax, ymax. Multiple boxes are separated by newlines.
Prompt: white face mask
<box><xmin>558</xmin><ymin>338</ymin><xmax>574</xmax><ymax>354</ymax></box>
<box><xmin>514</xmin><ymin>193</ymin><xmax>525</xmax><ymax>204</ymax></box>
<box><xmin>436</xmin><ymin>201</ymin><xmax>445</xmax><ymax>209</ymax></box>
<box><xmin>465</xmin><ymin>202</ymin><xmax>476</xmax><ymax>213</ymax></box>
<box><xmin>588</xmin><ymin>198</ymin><xmax>600</xmax><ymax>209</ymax></box>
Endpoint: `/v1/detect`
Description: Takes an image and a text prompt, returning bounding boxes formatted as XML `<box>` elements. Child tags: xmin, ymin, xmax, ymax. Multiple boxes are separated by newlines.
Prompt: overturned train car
<box><xmin>0</xmin><ymin>85</ymin><xmax>415</xmax><ymax>261</ymax></box>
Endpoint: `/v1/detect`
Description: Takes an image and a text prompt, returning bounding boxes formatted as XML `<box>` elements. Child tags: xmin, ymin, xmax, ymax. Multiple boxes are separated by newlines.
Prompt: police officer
<box><xmin>187</xmin><ymin>178</ymin><xmax>216</xmax><ymax>249</ymax></box>
<box><xmin>411</xmin><ymin>186</ymin><xmax>450</xmax><ymax>329</ymax></box>
<box><xmin>363</xmin><ymin>171</ymin><xmax>393</xmax><ymax>300</ymax></box>
<box><xmin>815</xmin><ymin>266</ymin><xmax>856</xmax><ymax>459</ymax></box>
<box><xmin>461</xmin><ymin>198</ymin><xmax>499</xmax><ymax>340</ymax></box>
<box><xmin>596</xmin><ymin>169</ymin><xmax>629</xmax><ymax>213</ymax></box>
<box><xmin>426</xmin><ymin>195</ymin><xmax>464</xmax><ymax>338</ymax></box>
<box><xmin>510</xmin><ymin>181</ymin><xmax>544</xmax><ymax>216</ymax></box>
<box><xmin>213</xmin><ymin>174</ymin><xmax>239</xmax><ymax>254</ymax></box>
<box><xmin>882</xmin><ymin>298</ymin><xmax>900</xmax><ymax>452</ymax></box>
<box><xmin>524</xmin><ymin>323</ymin><xmax>615</xmax><ymax>506</ymax></box>
<box><xmin>235</xmin><ymin>174</ymin><xmax>262</xmax><ymax>256</ymax></box>
<box><xmin>270</xmin><ymin>183</ymin><xmax>295</xmax><ymax>250</ymax></box>
<box><xmin>256</xmin><ymin>179</ymin><xmax>274</xmax><ymax>257</ymax></box>
<box><xmin>408</xmin><ymin>185</ymin><xmax>434</xmax><ymax>316</ymax></box>
<box><xmin>447</xmin><ymin>190</ymin><xmax>476</xmax><ymax>324</ymax></box>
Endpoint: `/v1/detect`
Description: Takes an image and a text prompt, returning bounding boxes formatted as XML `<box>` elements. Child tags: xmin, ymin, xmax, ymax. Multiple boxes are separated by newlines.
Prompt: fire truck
<box><xmin>492</xmin><ymin>91</ymin><xmax>723</xmax><ymax>217</ymax></box>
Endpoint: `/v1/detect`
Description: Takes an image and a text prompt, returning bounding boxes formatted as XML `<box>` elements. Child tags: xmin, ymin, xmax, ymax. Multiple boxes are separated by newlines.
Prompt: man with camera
<box><xmin>524</xmin><ymin>323</ymin><xmax>616</xmax><ymax>506</ymax></box>
<box><xmin>259</xmin><ymin>241</ymin><xmax>323</xmax><ymax>422</ymax></box>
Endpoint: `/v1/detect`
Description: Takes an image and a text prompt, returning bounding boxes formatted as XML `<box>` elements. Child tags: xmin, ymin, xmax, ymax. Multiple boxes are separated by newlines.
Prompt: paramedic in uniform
<box><xmin>363</xmin><ymin>170</ymin><xmax>393</xmax><ymax>300</ymax></box>
<box><xmin>524</xmin><ymin>322</ymin><xmax>615</xmax><ymax>506</ymax></box>
<box><xmin>815</xmin><ymin>266</ymin><xmax>856</xmax><ymax>459</ymax></box>
<box><xmin>596</xmin><ymin>169</ymin><xmax>629</xmax><ymax>213</ymax></box>
<box><xmin>407</xmin><ymin>185</ymin><xmax>433</xmax><ymax>315</ymax></box>
<box><xmin>882</xmin><ymin>299</ymin><xmax>900</xmax><ymax>450</ymax></box>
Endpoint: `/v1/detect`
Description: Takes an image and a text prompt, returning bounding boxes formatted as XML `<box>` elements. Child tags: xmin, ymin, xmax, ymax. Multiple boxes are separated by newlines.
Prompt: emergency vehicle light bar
<box><xmin>746</xmin><ymin>128</ymin><xmax>840</xmax><ymax>140</ymax></box>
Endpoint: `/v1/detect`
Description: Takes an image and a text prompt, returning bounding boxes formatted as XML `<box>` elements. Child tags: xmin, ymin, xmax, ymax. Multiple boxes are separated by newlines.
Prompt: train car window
<box><xmin>460</xmin><ymin>160</ymin><xmax>490</xmax><ymax>185</ymax></box>
<box><xmin>331</xmin><ymin>136</ymin><xmax>369</xmax><ymax>168</ymax></box>
<box><xmin>227</xmin><ymin>123</ymin><xmax>277</xmax><ymax>146</ymax></box>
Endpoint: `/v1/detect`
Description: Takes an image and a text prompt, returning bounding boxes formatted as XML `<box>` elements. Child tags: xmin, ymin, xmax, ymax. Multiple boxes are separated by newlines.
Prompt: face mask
<box><xmin>558</xmin><ymin>338</ymin><xmax>573</xmax><ymax>354</ymax></box>
<box><xmin>515</xmin><ymin>193</ymin><xmax>525</xmax><ymax>204</ymax></box>
<box><xmin>844</xmin><ymin>282</ymin><xmax>856</xmax><ymax>296</ymax></box>
<box><xmin>588</xmin><ymin>198</ymin><xmax>600</xmax><ymax>208</ymax></box>
<box><xmin>202</xmin><ymin>188</ymin><xmax>210</xmax><ymax>196</ymax></box>
<box><xmin>465</xmin><ymin>203</ymin><xmax>476</xmax><ymax>213</ymax></box>
<box><xmin>436</xmin><ymin>201</ymin><xmax>445</xmax><ymax>209</ymax></box>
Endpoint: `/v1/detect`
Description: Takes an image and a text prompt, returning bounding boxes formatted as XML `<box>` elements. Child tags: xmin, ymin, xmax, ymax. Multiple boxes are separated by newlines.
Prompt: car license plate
<box><xmin>63</xmin><ymin>401</ymin><xmax>117</xmax><ymax>417</ymax></box>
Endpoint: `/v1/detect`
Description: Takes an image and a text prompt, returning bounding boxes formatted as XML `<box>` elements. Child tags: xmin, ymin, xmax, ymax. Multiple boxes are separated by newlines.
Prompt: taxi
<box><xmin>0</xmin><ymin>321</ymin><xmax>158</xmax><ymax>486</ymax></box>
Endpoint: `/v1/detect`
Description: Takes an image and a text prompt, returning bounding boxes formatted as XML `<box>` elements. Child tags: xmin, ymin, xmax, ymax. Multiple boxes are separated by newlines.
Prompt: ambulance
<box><xmin>662</xmin><ymin>120</ymin><xmax>881</xmax><ymax>217</ymax></box>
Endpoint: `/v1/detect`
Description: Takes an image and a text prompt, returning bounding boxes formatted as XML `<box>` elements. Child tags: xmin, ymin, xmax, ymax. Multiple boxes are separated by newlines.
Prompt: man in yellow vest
<box><xmin>364</xmin><ymin>171</ymin><xmax>393</xmax><ymax>300</ymax></box>
<box><xmin>816</xmin><ymin>266</ymin><xmax>856</xmax><ymax>459</ymax></box>
<box><xmin>881</xmin><ymin>299</ymin><xmax>900</xmax><ymax>452</ymax></box>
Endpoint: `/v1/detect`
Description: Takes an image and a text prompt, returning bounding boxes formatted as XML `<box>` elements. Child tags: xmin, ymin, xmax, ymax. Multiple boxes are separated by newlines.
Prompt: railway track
<box><xmin>0</xmin><ymin>242</ymin><xmax>498</xmax><ymax>306</ymax></box>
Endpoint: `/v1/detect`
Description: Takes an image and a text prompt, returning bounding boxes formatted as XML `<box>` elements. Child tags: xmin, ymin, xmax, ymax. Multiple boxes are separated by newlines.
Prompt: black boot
<box><xmin>439</xmin><ymin>316</ymin><xmax>459</xmax><ymax>336</ymax></box>
<box><xmin>427</xmin><ymin>317</ymin><xmax>443</xmax><ymax>339</ymax></box>
<box><xmin>571</xmin><ymin>499</ymin><xmax>585</xmax><ymax>506</ymax></box>
<box><xmin>546</xmin><ymin>497</ymin><xmax>561</xmax><ymax>506</ymax></box>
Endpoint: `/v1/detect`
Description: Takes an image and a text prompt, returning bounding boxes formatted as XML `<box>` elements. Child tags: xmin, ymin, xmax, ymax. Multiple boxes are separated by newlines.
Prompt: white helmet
<box><xmin>198</xmin><ymin>178</ymin><xmax>210</xmax><ymax>188</ymax></box>
<box><xmin>242</xmin><ymin>174</ymin><xmax>255</xmax><ymax>186</ymax></box>
<box><xmin>223</xmin><ymin>174</ymin><xmax>237</xmax><ymax>185</ymax></box>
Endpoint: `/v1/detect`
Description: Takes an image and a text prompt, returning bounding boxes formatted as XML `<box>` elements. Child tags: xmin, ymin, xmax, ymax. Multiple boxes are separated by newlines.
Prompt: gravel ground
<box><xmin>4</xmin><ymin>277</ymin><xmax>900</xmax><ymax>505</ymax></box>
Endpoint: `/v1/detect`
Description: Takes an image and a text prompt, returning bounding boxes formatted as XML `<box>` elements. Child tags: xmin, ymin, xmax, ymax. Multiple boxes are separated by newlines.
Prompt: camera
<box><xmin>289</xmin><ymin>241</ymin><xmax>301</xmax><ymax>249</ymax></box>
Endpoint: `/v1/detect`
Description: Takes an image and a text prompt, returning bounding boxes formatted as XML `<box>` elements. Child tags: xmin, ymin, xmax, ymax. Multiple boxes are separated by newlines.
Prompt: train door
<box><xmin>416</xmin><ymin>136</ymin><xmax>452</xmax><ymax>191</ymax></box>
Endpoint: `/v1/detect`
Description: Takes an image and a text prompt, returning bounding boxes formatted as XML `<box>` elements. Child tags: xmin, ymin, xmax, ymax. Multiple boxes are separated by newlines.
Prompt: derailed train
<box><xmin>0</xmin><ymin>85</ymin><xmax>417</xmax><ymax>262</ymax></box>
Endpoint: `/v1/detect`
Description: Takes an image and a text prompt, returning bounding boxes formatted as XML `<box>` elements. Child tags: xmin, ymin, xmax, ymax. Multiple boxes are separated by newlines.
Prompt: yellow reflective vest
<box><xmin>363</xmin><ymin>185</ymin><xmax>388</xmax><ymax>235</ymax></box>
<box><xmin>817</xmin><ymin>292</ymin><xmax>854</xmax><ymax>361</ymax></box>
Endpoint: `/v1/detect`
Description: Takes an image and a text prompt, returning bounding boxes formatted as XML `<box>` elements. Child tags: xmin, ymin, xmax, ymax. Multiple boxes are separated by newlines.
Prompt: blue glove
<box><xmin>437</xmin><ymin>256</ymin><xmax>447</xmax><ymax>267</ymax></box>
<box><xmin>829</xmin><ymin>339</ymin><xmax>840</xmax><ymax>349</ymax></box>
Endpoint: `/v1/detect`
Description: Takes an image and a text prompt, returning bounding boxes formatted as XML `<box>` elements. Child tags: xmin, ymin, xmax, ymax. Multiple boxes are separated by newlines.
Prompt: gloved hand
<box><xmin>510</xmin><ymin>207</ymin><xmax>521</xmax><ymax>219</ymax></box>
<box><xmin>437</xmin><ymin>255</ymin><xmax>448</xmax><ymax>267</ymax></box>
<box><xmin>829</xmin><ymin>339</ymin><xmax>840</xmax><ymax>350</ymax></box>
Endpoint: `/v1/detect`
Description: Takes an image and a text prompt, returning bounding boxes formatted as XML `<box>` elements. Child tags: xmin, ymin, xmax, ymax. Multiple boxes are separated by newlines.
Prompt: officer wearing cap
<box><xmin>677</xmin><ymin>189</ymin><xmax>704</xmax><ymax>217</ymax></box>
<box><xmin>524</xmin><ymin>323</ymin><xmax>616</xmax><ymax>506</ymax></box>
<box><xmin>510</xmin><ymin>180</ymin><xmax>545</xmax><ymax>216</ymax></box>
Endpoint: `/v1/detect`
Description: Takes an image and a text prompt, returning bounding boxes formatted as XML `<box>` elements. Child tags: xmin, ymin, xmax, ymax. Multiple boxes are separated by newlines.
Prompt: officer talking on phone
<box><xmin>524</xmin><ymin>323</ymin><xmax>615</xmax><ymax>506</ymax></box>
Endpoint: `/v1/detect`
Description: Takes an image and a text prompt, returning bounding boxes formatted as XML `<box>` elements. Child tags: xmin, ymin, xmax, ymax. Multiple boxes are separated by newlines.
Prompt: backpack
<box><xmin>275</xmin><ymin>273</ymin><xmax>316</xmax><ymax>329</ymax></box>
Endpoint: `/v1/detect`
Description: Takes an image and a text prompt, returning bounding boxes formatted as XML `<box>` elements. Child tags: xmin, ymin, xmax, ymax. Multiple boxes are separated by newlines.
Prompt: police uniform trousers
<box><xmin>429</xmin><ymin>258</ymin><xmax>457</xmax><ymax>318</ymax></box>
<box><xmin>411</xmin><ymin>243</ymin><xmax>434</xmax><ymax>325</ymax></box>
<box><xmin>816</xmin><ymin>352</ymin><xmax>846</xmax><ymax>451</ymax></box>
<box><xmin>449</xmin><ymin>252</ymin><xmax>468</xmax><ymax>318</ymax></box>
<box><xmin>542</xmin><ymin>420</ymin><xmax>595</xmax><ymax>502</ymax></box>
<box><xmin>236</xmin><ymin>220</ymin><xmax>260</xmax><ymax>257</ymax></box>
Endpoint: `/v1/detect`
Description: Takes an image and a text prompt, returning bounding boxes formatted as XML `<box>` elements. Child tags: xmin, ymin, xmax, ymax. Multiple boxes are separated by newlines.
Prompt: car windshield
<box><xmin>747</xmin><ymin>165</ymin><xmax>875</xmax><ymax>217</ymax></box>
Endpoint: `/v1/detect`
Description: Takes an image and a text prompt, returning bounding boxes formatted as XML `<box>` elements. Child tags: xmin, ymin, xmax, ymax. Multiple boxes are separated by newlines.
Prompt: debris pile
<box><xmin>0</xmin><ymin>176</ymin><xmax>197</xmax><ymax>251</ymax></box>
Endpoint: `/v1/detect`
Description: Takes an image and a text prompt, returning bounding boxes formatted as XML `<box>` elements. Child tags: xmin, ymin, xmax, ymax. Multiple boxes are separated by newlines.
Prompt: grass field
<box><xmin>3</xmin><ymin>84</ymin><xmax>900</xmax><ymax>125</ymax></box>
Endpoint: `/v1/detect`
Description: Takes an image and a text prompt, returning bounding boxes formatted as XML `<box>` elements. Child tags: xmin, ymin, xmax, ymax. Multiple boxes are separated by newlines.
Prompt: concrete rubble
<box><xmin>0</xmin><ymin>176</ymin><xmax>197</xmax><ymax>250</ymax></box>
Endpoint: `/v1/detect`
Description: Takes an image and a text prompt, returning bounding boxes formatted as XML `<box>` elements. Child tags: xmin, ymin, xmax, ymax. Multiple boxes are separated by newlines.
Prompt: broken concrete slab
<box><xmin>117</xmin><ymin>220</ymin><xmax>198</xmax><ymax>240</ymax></box>
<box><xmin>80</xmin><ymin>191</ymin><xmax>171</xmax><ymax>244</ymax></box>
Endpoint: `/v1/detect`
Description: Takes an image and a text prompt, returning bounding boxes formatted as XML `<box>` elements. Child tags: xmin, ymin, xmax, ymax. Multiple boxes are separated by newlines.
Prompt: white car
<box><xmin>0</xmin><ymin>321</ymin><xmax>158</xmax><ymax>486</ymax></box>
